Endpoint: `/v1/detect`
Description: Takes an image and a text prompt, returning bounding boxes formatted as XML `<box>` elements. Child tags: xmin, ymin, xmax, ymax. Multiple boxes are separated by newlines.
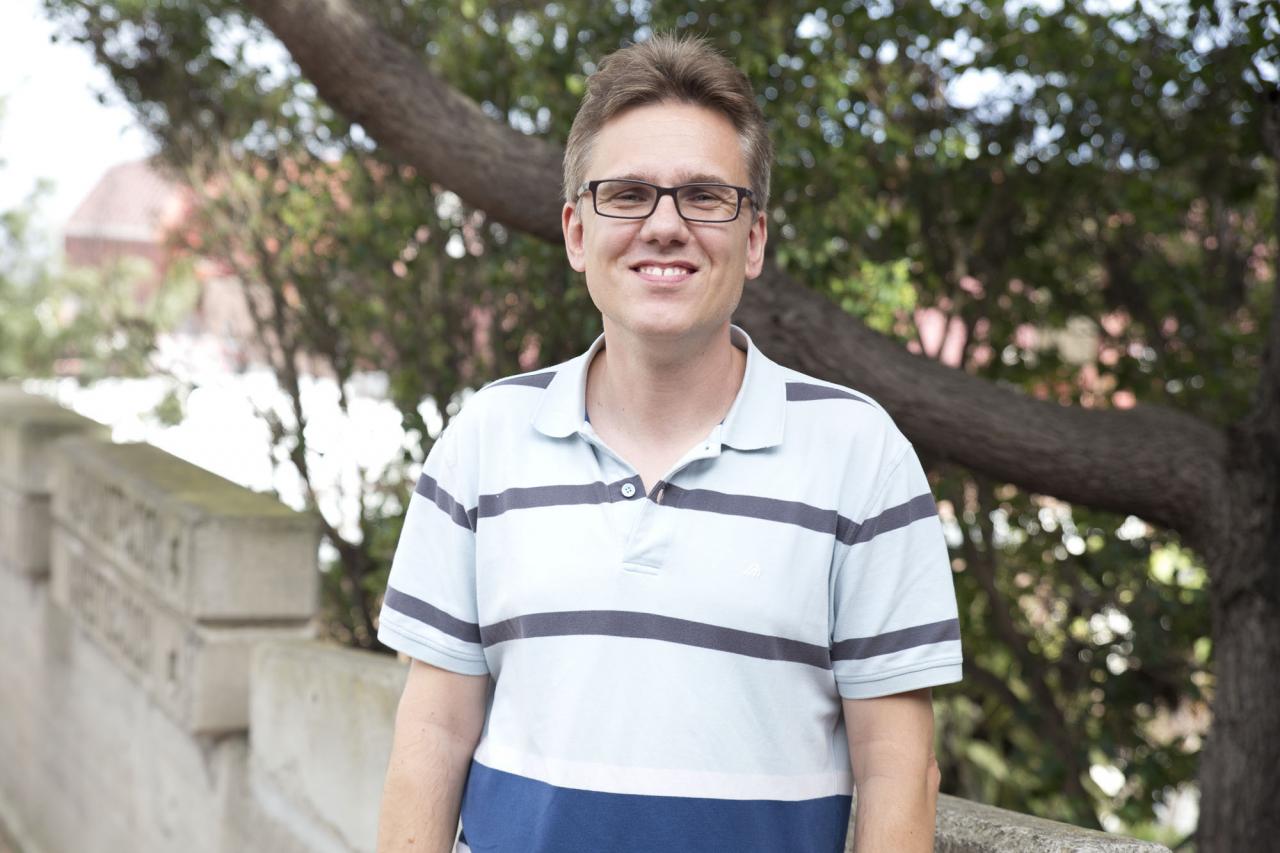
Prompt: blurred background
<box><xmin>2</xmin><ymin>0</ymin><xmax>1277</xmax><ymax>850</ymax></box>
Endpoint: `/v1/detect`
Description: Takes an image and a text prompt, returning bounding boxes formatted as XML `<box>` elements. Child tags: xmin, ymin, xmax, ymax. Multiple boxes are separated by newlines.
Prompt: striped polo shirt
<box><xmin>378</xmin><ymin>324</ymin><xmax>962</xmax><ymax>853</ymax></box>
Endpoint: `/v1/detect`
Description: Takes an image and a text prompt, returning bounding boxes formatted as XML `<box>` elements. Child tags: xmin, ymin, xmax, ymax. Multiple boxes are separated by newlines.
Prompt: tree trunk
<box><xmin>1197</xmin><ymin>386</ymin><xmax>1280</xmax><ymax>853</ymax></box>
<box><xmin>1200</xmin><ymin>92</ymin><xmax>1280</xmax><ymax>853</ymax></box>
<box><xmin>1198</xmin><ymin>582</ymin><xmax>1280</xmax><ymax>852</ymax></box>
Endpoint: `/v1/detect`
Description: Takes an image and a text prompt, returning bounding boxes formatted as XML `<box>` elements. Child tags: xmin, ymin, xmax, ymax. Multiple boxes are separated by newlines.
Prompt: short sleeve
<box><xmin>829</xmin><ymin>443</ymin><xmax>962</xmax><ymax>699</ymax></box>
<box><xmin>377</xmin><ymin>414</ymin><xmax>489</xmax><ymax>675</ymax></box>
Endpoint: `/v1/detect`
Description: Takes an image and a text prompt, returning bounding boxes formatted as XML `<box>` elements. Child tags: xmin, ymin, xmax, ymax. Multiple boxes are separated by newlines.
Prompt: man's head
<box><xmin>562</xmin><ymin>33</ymin><xmax>772</xmax><ymax>212</ymax></box>
<box><xmin>561</xmin><ymin>35</ymin><xmax>772</xmax><ymax>344</ymax></box>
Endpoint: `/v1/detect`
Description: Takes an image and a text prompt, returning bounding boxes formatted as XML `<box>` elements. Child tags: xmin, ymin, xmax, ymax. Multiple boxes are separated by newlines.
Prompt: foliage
<box><xmin>0</xmin><ymin>168</ymin><xmax>195</xmax><ymax>382</ymax></box>
<box><xmin>39</xmin><ymin>0</ymin><xmax>1279</xmax><ymax>840</ymax></box>
<box><xmin>929</xmin><ymin>470</ymin><xmax>1207</xmax><ymax>840</ymax></box>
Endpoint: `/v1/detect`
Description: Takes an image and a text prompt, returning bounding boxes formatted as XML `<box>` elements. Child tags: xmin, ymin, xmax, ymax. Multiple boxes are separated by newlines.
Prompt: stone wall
<box><xmin>0</xmin><ymin>387</ymin><xmax>1170</xmax><ymax>853</ymax></box>
<box><xmin>0</xmin><ymin>387</ymin><xmax>320</xmax><ymax>853</ymax></box>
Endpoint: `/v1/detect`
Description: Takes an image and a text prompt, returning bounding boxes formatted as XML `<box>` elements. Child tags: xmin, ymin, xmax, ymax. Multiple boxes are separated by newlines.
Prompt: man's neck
<box><xmin>586</xmin><ymin>321</ymin><xmax>747</xmax><ymax>449</ymax></box>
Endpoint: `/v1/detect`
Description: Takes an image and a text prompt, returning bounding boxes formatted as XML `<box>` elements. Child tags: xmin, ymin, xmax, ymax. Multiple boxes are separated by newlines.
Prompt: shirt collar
<box><xmin>531</xmin><ymin>323</ymin><xmax>786</xmax><ymax>451</ymax></box>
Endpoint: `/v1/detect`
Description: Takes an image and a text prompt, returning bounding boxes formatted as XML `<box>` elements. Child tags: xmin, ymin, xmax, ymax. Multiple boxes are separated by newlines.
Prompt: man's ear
<box><xmin>562</xmin><ymin>202</ymin><xmax>587</xmax><ymax>272</ymax></box>
<box><xmin>743</xmin><ymin>208</ymin><xmax>768</xmax><ymax>280</ymax></box>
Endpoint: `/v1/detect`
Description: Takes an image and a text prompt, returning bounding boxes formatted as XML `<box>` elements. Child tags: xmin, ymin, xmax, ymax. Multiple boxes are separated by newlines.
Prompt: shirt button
<box><xmin>620</xmin><ymin>482</ymin><xmax>637</xmax><ymax>498</ymax></box>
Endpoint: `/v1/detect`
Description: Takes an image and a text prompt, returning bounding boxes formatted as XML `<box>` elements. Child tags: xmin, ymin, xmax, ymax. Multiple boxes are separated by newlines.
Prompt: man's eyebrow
<box><xmin>613</xmin><ymin>171</ymin><xmax>736</xmax><ymax>185</ymax></box>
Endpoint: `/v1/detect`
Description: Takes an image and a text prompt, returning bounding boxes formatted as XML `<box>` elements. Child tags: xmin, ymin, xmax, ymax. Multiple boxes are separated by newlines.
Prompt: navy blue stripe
<box><xmin>831</xmin><ymin>617</ymin><xmax>961</xmax><ymax>662</ymax></box>
<box><xmin>414</xmin><ymin>473</ymin><xmax>475</xmax><ymax>531</ymax></box>
<box><xmin>785</xmin><ymin>382</ymin><xmax>871</xmax><ymax>405</ymax></box>
<box><xmin>839</xmin><ymin>493</ymin><xmax>937</xmax><ymax>545</ymax></box>
<box><xmin>479</xmin><ymin>609</ymin><xmax>832</xmax><ymax>669</ymax></box>
<box><xmin>460</xmin><ymin>761</ymin><xmax>851</xmax><ymax>853</ymax></box>
<box><xmin>487</xmin><ymin>371</ymin><xmax>556</xmax><ymax>389</ymax></box>
<box><xmin>383</xmin><ymin>586</ymin><xmax>482</xmax><ymax>644</ymax></box>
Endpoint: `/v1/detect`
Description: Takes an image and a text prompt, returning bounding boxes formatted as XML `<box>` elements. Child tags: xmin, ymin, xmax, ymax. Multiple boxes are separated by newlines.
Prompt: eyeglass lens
<box><xmin>594</xmin><ymin>181</ymin><xmax>740</xmax><ymax>222</ymax></box>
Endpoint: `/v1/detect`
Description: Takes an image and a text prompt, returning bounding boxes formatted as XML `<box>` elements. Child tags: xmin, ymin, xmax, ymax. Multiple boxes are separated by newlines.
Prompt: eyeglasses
<box><xmin>576</xmin><ymin>179</ymin><xmax>756</xmax><ymax>223</ymax></box>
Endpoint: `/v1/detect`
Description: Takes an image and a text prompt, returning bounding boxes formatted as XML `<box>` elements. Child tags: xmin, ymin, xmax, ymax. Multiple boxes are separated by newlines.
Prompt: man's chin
<box><xmin>606</xmin><ymin>313</ymin><xmax>731</xmax><ymax>344</ymax></box>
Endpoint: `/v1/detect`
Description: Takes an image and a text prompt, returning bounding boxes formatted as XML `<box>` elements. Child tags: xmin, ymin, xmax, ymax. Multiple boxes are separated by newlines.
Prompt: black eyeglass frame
<box><xmin>576</xmin><ymin>179</ymin><xmax>758</xmax><ymax>223</ymax></box>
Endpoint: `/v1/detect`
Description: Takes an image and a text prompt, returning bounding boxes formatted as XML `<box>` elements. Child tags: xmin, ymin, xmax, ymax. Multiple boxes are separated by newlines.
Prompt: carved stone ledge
<box><xmin>840</xmin><ymin>792</ymin><xmax>1172</xmax><ymax>852</ymax></box>
<box><xmin>0</xmin><ymin>485</ymin><xmax>51</xmax><ymax>576</ymax></box>
<box><xmin>50</xmin><ymin>527</ymin><xmax>314</xmax><ymax>734</ymax></box>
<box><xmin>933</xmin><ymin>793</ymin><xmax>1171</xmax><ymax>851</ymax></box>
<box><xmin>50</xmin><ymin>438</ymin><xmax>319</xmax><ymax>621</ymax></box>
<box><xmin>0</xmin><ymin>390</ymin><xmax>108</xmax><ymax>576</ymax></box>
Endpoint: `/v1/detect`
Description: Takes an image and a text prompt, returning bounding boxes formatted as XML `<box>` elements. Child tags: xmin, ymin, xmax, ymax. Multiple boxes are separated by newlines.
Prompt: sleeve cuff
<box><xmin>836</xmin><ymin>660</ymin><xmax>962</xmax><ymax>700</ymax></box>
<box><xmin>378</xmin><ymin>620</ymin><xmax>489</xmax><ymax>676</ymax></box>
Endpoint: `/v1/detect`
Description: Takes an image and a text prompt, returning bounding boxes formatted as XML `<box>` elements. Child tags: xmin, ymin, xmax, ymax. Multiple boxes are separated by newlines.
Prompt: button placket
<box><xmin>621</xmin><ymin>431</ymin><xmax>724</xmax><ymax>573</ymax></box>
<box><xmin>575</xmin><ymin>428</ymin><xmax>645</xmax><ymax>560</ymax></box>
<box><xmin>578</xmin><ymin>421</ymin><xmax>726</xmax><ymax>575</ymax></box>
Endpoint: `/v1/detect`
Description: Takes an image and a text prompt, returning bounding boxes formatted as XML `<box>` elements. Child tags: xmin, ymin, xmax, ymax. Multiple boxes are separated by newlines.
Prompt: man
<box><xmin>376</xmin><ymin>33</ymin><xmax>961</xmax><ymax>853</ymax></box>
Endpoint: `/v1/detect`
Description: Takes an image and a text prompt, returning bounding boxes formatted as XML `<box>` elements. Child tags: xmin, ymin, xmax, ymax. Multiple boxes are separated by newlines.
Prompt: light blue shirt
<box><xmin>378</xmin><ymin>323</ymin><xmax>962</xmax><ymax>853</ymax></box>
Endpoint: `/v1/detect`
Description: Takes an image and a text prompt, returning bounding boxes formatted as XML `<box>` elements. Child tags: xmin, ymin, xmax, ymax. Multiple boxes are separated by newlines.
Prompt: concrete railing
<box><xmin>0</xmin><ymin>387</ymin><xmax>1171</xmax><ymax>853</ymax></box>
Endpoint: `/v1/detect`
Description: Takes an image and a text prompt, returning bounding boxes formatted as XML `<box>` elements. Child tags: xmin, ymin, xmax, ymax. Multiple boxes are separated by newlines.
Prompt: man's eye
<box><xmin>685</xmin><ymin>188</ymin><xmax>731</xmax><ymax>206</ymax></box>
<box><xmin>603</xmin><ymin>186</ymin><xmax>649</xmax><ymax>203</ymax></box>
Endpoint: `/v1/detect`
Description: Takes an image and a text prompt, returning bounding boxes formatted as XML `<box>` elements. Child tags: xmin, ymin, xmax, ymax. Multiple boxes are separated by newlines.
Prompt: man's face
<box><xmin>562</xmin><ymin>100</ymin><xmax>768</xmax><ymax>344</ymax></box>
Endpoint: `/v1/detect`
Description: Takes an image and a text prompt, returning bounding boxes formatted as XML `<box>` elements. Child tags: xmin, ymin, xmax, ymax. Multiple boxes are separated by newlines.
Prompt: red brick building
<box><xmin>63</xmin><ymin>158</ymin><xmax>191</xmax><ymax>298</ymax></box>
<box><xmin>63</xmin><ymin>159</ymin><xmax>260</xmax><ymax>368</ymax></box>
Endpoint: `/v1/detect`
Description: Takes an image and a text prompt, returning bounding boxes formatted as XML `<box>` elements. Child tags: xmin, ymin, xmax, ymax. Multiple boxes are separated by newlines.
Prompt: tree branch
<box><xmin>246</xmin><ymin>0</ymin><xmax>565</xmax><ymax>243</ymax></box>
<box><xmin>245</xmin><ymin>0</ymin><xmax>1229</xmax><ymax>549</ymax></box>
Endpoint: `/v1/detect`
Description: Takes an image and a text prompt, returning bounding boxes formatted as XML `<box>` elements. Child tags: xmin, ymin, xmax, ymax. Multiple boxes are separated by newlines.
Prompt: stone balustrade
<box><xmin>0</xmin><ymin>386</ymin><xmax>108</xmax><ymax>577</ymax></box>
<box><xmin>47</xmin><ymin>437</ymin><xmax>317</xmax><ymax>733</ymax></box>
<box><xmin>0</xmin><ymin>387</ymin><xmax>1172</xmax><ymax>853</ymax></box>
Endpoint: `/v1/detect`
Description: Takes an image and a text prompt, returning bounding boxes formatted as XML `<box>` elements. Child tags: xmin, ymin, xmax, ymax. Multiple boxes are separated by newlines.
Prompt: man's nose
<box><xmin>639</xmin><ymin>193</ymin><xmax>689</xmax><ymax>242</ymax></box>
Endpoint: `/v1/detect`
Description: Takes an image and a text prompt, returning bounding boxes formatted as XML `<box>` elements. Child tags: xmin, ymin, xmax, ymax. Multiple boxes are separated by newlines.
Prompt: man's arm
<box><xmin>843</xmin><ymin>687</ymin><xmax>940</xmax><ymax>853</ymax></box>
<box><xmin>377</xmin><ymin>659</ymin><xmax>489</xmax><ymax>853</ymax></box>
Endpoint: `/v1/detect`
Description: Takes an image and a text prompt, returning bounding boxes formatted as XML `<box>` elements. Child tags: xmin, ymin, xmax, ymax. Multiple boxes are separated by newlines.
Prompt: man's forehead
<box><xmin>587</xmin><ymin>102</ymin><xmax>750</xmax><ymax>184</ymax></box>
<box><xmin>611</xmin><ymin>169</ymin><xmax>736</xmax><ymax>185</ymax></box>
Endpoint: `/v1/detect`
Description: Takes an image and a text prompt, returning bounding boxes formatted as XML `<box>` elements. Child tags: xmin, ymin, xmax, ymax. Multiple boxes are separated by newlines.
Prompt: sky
<box><xmin>0</xmin><ymin>0</ymin><xmax>154</xmax><ymax>240</ymax></box>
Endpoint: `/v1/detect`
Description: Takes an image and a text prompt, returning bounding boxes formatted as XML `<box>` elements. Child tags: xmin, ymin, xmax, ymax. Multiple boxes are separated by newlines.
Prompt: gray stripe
<box><xmin>488</xmin><ymin>371</ymin><xmax>556</xmax><ymax>389</ymax></box>
<box><xmin>830</xmin><ymin>617</ymin><xmax>960</xmax><ymax>661</ymax></box>
<box><xmin>835</xmin><ymin>514</ymin><xmax>858</xmax><ymax>544</ymax></box>
<box><xmin>383</xmin><ymin>586</ymin><xmax>482</xmax><ymax>644</ymax></box>
<box><xmin>477</xmin><ymin>476</ymin><xmax>644</xmax><ymax>520</ymax></box>
<box><xmin>841</xmin><ymin>493</ymin><xmax>937</xmax><ymax>545</ymax></box>
<box><xmin>480</xmin><ymin>609</ymin><xmax>832</xmax><ymax>669</ymax></box>
<box><xmin>473</xmin><ymin>478</ymin><xmax>932</xmax><ymax>549</ymax></box>
<box><xmin>414</xmin><ymin>474</ymin><xmax>475</xmax><ymax>531</ymax></box>
<box><xmin>660</xmin><ymin>484</ymin><xmax>839</xmax><ymax>535</ymax></box>
<box><xmin>786</xmin><ymin>382</ymin><xmax>871</xmax><ymax>405</ymax></box>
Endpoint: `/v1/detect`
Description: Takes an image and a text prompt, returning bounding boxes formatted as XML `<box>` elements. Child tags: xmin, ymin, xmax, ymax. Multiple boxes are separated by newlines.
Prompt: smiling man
<box><xmin>376</xmin><ymin>34</ymin><xmax>962</xmax><ymax>853</ymax></box>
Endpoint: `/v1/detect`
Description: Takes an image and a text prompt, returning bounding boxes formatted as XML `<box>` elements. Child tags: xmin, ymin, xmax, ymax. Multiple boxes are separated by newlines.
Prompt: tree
<box><xmin>42</xmin><ymin>0</ymin><xmax>1277</xmax><ymax>848</ymax></box>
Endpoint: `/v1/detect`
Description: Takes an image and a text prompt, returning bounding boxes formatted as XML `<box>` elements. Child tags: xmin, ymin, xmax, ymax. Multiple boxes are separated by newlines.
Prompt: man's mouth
<box><xmin>631</xmin><ymin>262</ymin><xmax>698</xmax><ymax>279</ymax></box>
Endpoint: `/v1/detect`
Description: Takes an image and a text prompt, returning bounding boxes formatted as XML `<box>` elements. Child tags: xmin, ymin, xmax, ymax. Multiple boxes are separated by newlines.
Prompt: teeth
<box><xmin>637</xmin><ymin>266</ymin><xmax>691</xmax><ymax>277</ymax></box>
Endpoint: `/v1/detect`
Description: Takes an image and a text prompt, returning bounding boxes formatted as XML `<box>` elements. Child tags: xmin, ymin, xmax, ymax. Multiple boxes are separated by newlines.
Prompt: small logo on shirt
<box><xmin>742</xmin><ymin>562</ymin><xmax>762</xmax><ymax>578</ymax></box>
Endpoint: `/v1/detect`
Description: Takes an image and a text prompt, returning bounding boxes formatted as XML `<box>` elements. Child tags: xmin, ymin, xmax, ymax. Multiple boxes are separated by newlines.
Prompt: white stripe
<box><xmin>454</xmin><ymin>842</ymin><xmax>471</xmax><ymax>853</ymax></box>
<box><xmin>473</xmin><ymin>739</ymin><xmax>852</xmax><ymax>801</ymax></box>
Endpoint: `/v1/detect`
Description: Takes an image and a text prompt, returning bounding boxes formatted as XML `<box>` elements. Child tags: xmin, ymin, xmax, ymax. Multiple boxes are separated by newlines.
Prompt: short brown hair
<box><xmin>563</xmin><ymin>33</ymin><xmax>773</xmax><ymax>212</ymax></box>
